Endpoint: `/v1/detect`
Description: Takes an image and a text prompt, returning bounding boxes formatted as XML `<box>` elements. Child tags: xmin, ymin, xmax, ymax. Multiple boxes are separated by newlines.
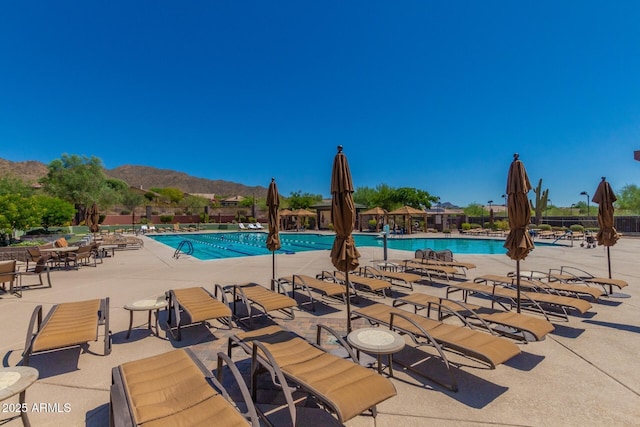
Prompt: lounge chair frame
<box><xmin>217</xmin><ymin>282</ymin><xmax>296</xmax><ymax>327</ymax></box>
<box><xmin>276</xmin><ymin>274</ymin><xmax>352</xmax><ymax>311</ymax></box>
<box><xmin>165</xmin><ymin>286</ymin><xmax>232</xmax><ymax>341</ymax></box>
<box><xmin>554</xmin><ymin>266</ymin><xmax>629</xmax><ymax>295</ymax></box>
<box><xmin>22</xmin><ymin>297</ymin><xmax>111</xmax><ymax>366</ymax></box>
<box><xmin>109</xmin><ymin>348</ymin><xmax>259</xmax><ymax>426</ymax></box>
<box><xmin>357</xmin><ymin>265</ymin><xmax>417</xmax><ymax>291</ymax></box>
<box><xmin>331</xmin><ymin>270</ymin><xmax>391</xmax><ymax>298</ymax></box>
<box><xmin>228</xmin><ymin>324</ymin><xmax>396</xmax><ymax>425</ymax></box>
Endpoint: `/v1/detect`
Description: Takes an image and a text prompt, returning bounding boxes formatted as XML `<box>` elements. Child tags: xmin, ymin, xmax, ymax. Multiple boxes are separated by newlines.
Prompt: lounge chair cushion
<box><xmin>120</xmin><ymin>349</ymin><xmax>248</xmax><ymax>426</ymax></box>
<box><xmin>173</xmin><ymin>288</ymin><xmax>231</xmax><ymax>323</ymax></box>
<box><xmin>32</xmin><ymin>299</ymin><xmax>100</xmax><ymax>352</ymax></box>
<box><xmin>239</xmin><ymin>284</ymin><xmax>296</xmax><ymax>312</ymax></box>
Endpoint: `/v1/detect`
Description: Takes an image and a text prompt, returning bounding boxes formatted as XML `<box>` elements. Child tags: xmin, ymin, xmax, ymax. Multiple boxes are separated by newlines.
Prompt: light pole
<box><xmin>546</xmin><ymin>199</ymin><xmax>551</xmax><ymax>223</ymax></box>
<box><xmin>580</xmin><ymin>191</ymin><xmax>590</xmax><ymax>220</ymax></box>
<box><xmin>570</xmin><ymin>203</ymin><xmax>576</xmax><ymax>216</ymax></box>
<box><xmin>487</xmin><ymin>200</ymin><xmax>493</xmax><ymax>225</ymax></box>
<box><xmin>501</xmin><ymin>194</ymin><xmax>507</xmax><ymax>219</ymax></box>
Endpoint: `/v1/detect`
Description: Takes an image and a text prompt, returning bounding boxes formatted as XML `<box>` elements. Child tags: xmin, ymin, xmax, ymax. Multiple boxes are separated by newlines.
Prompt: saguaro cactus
<box><xmin>529</xmin><ymin>178</ymin><xmax>549</xmax><ymax>225</ymax></box>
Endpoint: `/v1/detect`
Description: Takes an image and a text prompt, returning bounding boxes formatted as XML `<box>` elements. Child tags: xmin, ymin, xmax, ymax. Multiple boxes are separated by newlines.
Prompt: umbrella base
<box><xmin>605</xmin><ymin>291</ymin><xmax>631</xmax><ymax>299</ymax></box>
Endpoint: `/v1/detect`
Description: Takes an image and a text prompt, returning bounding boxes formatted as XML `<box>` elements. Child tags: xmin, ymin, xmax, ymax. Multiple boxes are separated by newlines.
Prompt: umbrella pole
<box><xmin>516</xmin><ymin>260</ymin><xmax>521</xmax><ymax>313</ymax></box>
<box><xmin>345</xmin><ymin>269</ymin><xmax>351</xmax><ymax>334</ymax></box>
<box><xmin>271</xmin><ymin>251</ymin><xmax>276</xmax><ymax>291</ymax></box>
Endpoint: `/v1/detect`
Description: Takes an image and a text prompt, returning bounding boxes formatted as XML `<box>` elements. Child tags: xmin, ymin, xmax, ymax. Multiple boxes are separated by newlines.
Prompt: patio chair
<box><xmin>217</xmin><ymin>282</ymin><xmax>297</xmax><ymax>326</ymax></box>
<box><xmin>22</xmin><ymin>298</ymin><xmax>111</xmax><ymax>365</ymax></box>
<box><xmin>110</xmin><ymin>348</ymin><xmax>259</xmax><ymax>426</ymax></box>
<box><xmin>238</xmin><ymin>223</ymin><xmax>248</xmax><ymax>231</ymax></box>
<box><xmin>165</xmin><ymin>286</ymin><xmax>233</xmax><ymax>341</ymax></box>
<box><xmin>227</xmin><ymin>324</ymin><xmax>397</xmax><ymax>425</ymax></box>
<box><xmin>393</xmin><ymin>292</ymin><xmax>554</xmax><ymax>342</ymax></box>
<box><xmin>68</xmin><ymin>245</ymin><xmax>97</xmax><ymax>269</ymax></box>
<box><xmin>19</xmin><ymin>257</ymin><xmax>53</xmax><ymax>290</ymax></box>
<box><xmin>0</xmin><ymin>260</ymin><xmax>19</xmax><ymax>296</ymax></box>
<box><xmin>254</xmin><ymin>222</ymin><xmax>264</xmax><ymax>229</ymax></box>
<box><xmin>352</xmin><ymin>302</ymin><xmax>521</xmax><ymax>391</ymax></box>
<box><xmin>276</xmin><ymin>274</ymin><xmax>351</xmax><ymax>311</ymax></box>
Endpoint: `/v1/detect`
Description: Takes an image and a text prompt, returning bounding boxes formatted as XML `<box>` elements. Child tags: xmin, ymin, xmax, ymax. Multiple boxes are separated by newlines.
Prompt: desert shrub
<box><xmin>469</xmin><ymin>223</ymin><xmax>482</xmax><ymax>229</ymax></box>
<box><xmin>538</xmin><ymin>224</ymin><xmax>552</xmax><ymax>231</ymax></box>
<box><xmin>160</xmin><ymin>215</ymin><xmax>173</xmax><ymax>224</ymax></box>
<box><xmin>494</xmin><ymin>220</ymin><xmax>509</xmax><ymax>230</ymax></box>
<box><xmin>461</xmin><ymin>222</ymin><xmax>471</xmax><ymax>230</ymax></box>
<box><xmin>570</xmin><ymin>224</ymin><xmax>584</xmax><ymax>232</ymax></box>
<box><xmin>120</xmin><ymin>210</ymin><xmax>131</xmax><ymax>215</ymax></box>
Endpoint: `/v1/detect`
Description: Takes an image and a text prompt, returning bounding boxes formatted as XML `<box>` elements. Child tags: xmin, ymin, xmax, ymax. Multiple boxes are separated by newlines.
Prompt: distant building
<box><xmin>221</xmin><ymin>195</ymin><xmax>245</xmax><ymax>207</ymax></box>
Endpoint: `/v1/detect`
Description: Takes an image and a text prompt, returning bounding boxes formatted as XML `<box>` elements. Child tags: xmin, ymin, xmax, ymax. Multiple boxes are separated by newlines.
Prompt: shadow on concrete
<box><xmin>583</xmin><ymin>319</ymin><xmax>640</xmax><ymax>334</ymax></box>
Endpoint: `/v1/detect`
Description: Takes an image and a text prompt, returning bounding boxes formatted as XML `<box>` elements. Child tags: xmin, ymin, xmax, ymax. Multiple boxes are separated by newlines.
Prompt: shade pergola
<box><xmin>359</xmin><ymin>206</ymin><xmax>387</xmax><ymax>232</ymax></box>
<box><xmin>387</xmin><ymin>205</ymin><xmax>427</xmax><ymax>234</ymax></box>
<box><xmin>289</xmin><ymin>208</ymin><xmax>316</xmax><ymax>231</ymax></box>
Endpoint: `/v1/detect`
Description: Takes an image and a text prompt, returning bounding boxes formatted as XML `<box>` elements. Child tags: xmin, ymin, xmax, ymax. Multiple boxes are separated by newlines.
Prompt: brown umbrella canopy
<box><xmin>592</xmin><ymin>177</ymin><xmax>618</xmax><ymax>247</ymax></box>
<box><xmin>330</xmin><ymin>146</ymin><xmax>361</xmax><ymax>272</ymax></box>
<box><xmin>266</xmin><ymin>178</ymin><xmax>281</xmax><ymax>252</ymax></box>
<box><xmin>504</xmin><ymin>154</ymin><xmax>534</xmax><ymax>261</ymax></box>
<box><xmin>330</xmin><ymin>146</ymin><xmax>360</xmax><ymax>333</ymax></box>
<box><xmin>86</xmin><ymin>203</ymin><xmax>100</xmax><ymax>233</ymax></box>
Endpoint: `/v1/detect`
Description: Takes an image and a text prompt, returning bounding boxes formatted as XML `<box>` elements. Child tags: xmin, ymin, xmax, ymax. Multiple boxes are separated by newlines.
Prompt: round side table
<box><xmin>124</xmin><ymin>296</ymin><xmax>168</xmax><ymax>339</ymax></box>
<box><xmin>347</xmin><ymin>327</ymin><xmax>405</xmax><ymax>377</ymax></box>
<box><xmin>0</xmin><ymin>366</ymin><xmax>39</xmax><ymax>427</ymax></box>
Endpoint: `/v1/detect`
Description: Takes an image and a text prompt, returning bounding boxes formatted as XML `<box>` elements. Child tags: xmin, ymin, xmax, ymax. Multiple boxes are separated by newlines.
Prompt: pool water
<box><xmin>148</xmin><ymin>232</ymin><xmax>518</xmax><ymax>260</ymax></box>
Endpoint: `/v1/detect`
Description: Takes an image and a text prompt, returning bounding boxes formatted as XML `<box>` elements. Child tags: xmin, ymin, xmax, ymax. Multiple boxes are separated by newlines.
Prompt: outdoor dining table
<box><xmin>40</xmin><ymin>246</ymin><xmax>79</xmax><ymax>269</ymax></box>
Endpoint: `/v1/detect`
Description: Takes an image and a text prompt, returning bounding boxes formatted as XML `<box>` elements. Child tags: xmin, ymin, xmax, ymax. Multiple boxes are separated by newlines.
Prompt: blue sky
<box><xmin>2</xmin><ymin>1</ymin><xmax>640</xmax><ymax>207</ymax></box>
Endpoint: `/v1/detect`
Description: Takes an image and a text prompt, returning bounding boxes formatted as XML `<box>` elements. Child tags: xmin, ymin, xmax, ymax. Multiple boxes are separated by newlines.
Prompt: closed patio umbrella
<box><xmin>86</xmin><ymin>203</ymin><xmax>100</xmax><ymax>234</ymax></box>
<box><xmin>503</xmin><ymin>154</ymin><xmax>534</xmax><ymax>313</ymax></box>
<box><xmin>592</xmin><ymin>177</ymin><xmax>620</xmax><ymax>291</ymax></box>
<box><xmin>330</xmin><ymin>145</ymin><xmax>360</xmax><ymax>333</ymax></box>
<box><xmin>266</xmin><ymin>178</ymin><xmax>281</xmax><ymax>289</ymax></box>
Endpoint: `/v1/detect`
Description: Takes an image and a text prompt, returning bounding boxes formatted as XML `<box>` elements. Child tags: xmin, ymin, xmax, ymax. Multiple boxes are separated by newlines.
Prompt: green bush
<box><xmin>160</xmin><ymin>215</ymin><xmax>173</xmax><ymax>224</ymax></box>
<box><xmin>443</xmin><ymin>228</ymin><xmax>451</xmax><ymax>234</ymax></box>
<box><xmin>469</xmin><ymin>223</ymin><xmax>482</xmax><ymax>229</ymax></box>
<box><xmin>328</xmin><ymin>223</ymin><xmax>334</xmax><ymax>231</ymax></box>
<box><xmin>461</xmin><ymin>222</ymin><xmax>471</xmax><ymax>230</ymax></box>
<box><xmin>570</xmin><ymin>224</ymin><xmax>584</xmax><ymax>232</ymax></box>
<box><xmin>538</xmin><ymin>224</ymin><xmax>552</xmax><ymax>231</ymax></box>
<box><xmin>120</xmin><ymin>210</ymin><xmax>131</xmax><ymax>215</ymax></box>
<box><xmin>494</xmin><ymin>220</ymin><xmax>509</xmax><ymax>231</ymax></box>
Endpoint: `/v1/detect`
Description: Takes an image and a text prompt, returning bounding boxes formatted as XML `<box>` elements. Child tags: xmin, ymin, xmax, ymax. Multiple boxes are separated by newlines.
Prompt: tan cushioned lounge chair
<box><xmin>332</xmin><ymin>270</ymin><xmax>391</xmax><ymax>297</ymax></box>
<box><xmin>221</xmin><ymin>282</ymin><xmax>297</xmax><ymax>326</ymax></box>
<box><xmin>352</xmin><ymin>302</ymin><xmax>521</xmax><ymax>391</ymax></box>
<box><xmin>358</xmin><ymin>265</ymin><xmax>421</xmax><ymax>291</ymax></box>
<box><xmin>166</xmin><ymin>287</ymin><xmax>232</xmax><ymax>341</ymax></box>
<box><xmin>23</xmin><ymin>298</ymin><xmax>111</xmax><ymax>365</ymax></box>
<box><xmin>277</xmin><ymin>274</ymin><xmax>349</xmax><ymax>311</ymax></box>
<box><xmin>508</xmin><ymin>271</ymin><xmax>604</xmax><ymax>302</ymax></box>
<box><xmin>228</xmin><ymin>324</ymin><xmax>396</xmax><ymax>425</ymax></box>
<box><xmin>110</xmin><ymin>348</ymin><xmax>258</xmax><ymax>426</ymax></box>
<box><xmin>394</xmin><ymin>292</ymin><xmax>554</xmax><ymax>342</ymax></box>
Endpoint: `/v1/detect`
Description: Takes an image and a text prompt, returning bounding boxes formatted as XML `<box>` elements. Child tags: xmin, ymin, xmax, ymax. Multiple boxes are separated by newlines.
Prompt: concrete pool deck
<box><xmin>1</xmin><ymin>233</ymin><xmax>639</xmax><ymax>426</ymax></box>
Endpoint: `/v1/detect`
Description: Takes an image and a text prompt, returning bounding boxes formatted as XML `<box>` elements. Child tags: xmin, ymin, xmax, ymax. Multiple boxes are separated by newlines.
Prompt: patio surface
<box><xmin>1</xmin><ymin>232</ymin><xmax>639</xmax><ymax>426</ymax></box>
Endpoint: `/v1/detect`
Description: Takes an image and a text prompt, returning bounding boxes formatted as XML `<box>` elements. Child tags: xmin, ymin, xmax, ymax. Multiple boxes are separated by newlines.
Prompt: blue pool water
<box><xmin>147</xmin><ymin>232</ymin><xmax>523</xmax><ymax>260</ymax></box>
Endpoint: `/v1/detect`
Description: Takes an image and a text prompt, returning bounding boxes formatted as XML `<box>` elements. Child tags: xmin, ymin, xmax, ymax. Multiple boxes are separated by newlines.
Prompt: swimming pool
<box><xmin>147</xmin><ymin>232</ymin><xmax>524</xmax><ymax>260</ymax></box>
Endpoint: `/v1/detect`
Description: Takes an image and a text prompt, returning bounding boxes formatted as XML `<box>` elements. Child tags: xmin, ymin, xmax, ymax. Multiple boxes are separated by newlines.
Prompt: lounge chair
<box><xmin>508</xmin><ymin>270</ymin><xmax>604</xmax><ymax>302</ymax></box>
<box><xmin>254</xmin><ymin>222</ymin><xmax>264</xmax><ymax>229</ymax></box>
<box><xmin>351</xmin><ymin>302</ymin><xmax>521</xmax><ymax>391</ymax></box>
<box><xmin>276</xmin><ymin>274</ymin><xmax>350</xmax><ymax>311</ymax></box>
<box><xmin>0</xmin><ymin>260</ymin><xmax>19</xmax><ymax>296</ymax></box>
<box><xmin>227</xmin><ymin>324</ymin><xmax>397</xmax><ymax>425</ymax></box>
<box><xmin>551</xmin><ymin>266</ymin><xmax>629</xmax><ymax>295</ymax></box>
<box><xmin>218</xmin><ymin>282</ymin><xmax>297</xmax><ymax>326</ymax></box>
<box><xmin>165</xmin><ymin>286</ymin><xmax>233</xmax><ymax>340</ymax></box>
<box><xmin>110</xmin><ymin>348</ymin><xmax>259</xmax><ymax>426</ymax></box>
<box><xmin>401</xmin><ymin>259</ymin><xmax>461</xmax><ymax>281</ymax></box>
<box><xmin>331</xmin><ymin>270</ymin><xmax>392</xmax><ymax>297</ymax></box>
<box><xmin>238</xmin><ymin>223</ymin><xmax>248</xmax><ymax>231</ymax></box>
<box><xmin>247</xmin><ymin>223</ymin><xmax>258</xmax><ymax>230</ymax></box>
<box><xmin>456</xmin><ymin>276</ymin><xmax>592</xmax><ymax>321</ymax></box>
<box><xmin>393</xmin><ymin>292</ymin><xmax>554</xmax><ymax>342</ymax></box>
<box><xmin>22</xmin><ymin>298</ymin><xmax>111</xmax><ymax>365</ymax></box>
<box><xmin>358</xmin><ymin>265</ymin><xmax>421</xmax><ymax>290</ymax></box>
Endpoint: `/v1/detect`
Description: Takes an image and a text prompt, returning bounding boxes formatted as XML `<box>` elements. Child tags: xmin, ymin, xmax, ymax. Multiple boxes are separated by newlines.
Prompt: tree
<box><xmin>33</xmin><ymin>195</ymin><xmax>75</xmax><ymax>230</ymax></box>
<box><xmin>392</xmin><ymin>187</ymin><xmax>435</xmax><ymax>209</ymax></box>
<box><xmin>353</xmin><ymin>186</ymin><xmax>378</xmax><ymax>208</ymax></box>
<box><xmin>0</xmin><ymin>175</ymin><xmax>33</xmax><ymax>197</ymax></box>
<box><xmin>463</xmin><ymin>203</ymin><xmax>485</xmax><ymax>217</ymax></box>
<box><xmin>0</xmin><ymin>194</ymin><xmax>39</xmax><ymax>237</ymax></box>
<box><xmin>121</xmin><ymin>190</ymin><xmax>144</xmax><ymax>227</ymax></box>
<box><xmin>39</xmin><ymin>154</ymin><xmax>111</xmax><ymax>220</ymax></box>
<box><xmin>151</xmin><ymin>187</ymin><xmax>184</xmax><ymax>204</ymax></box>
<box><xmin>180</xmin><ymin>195</ymin><xmax>209</xmax><ymax>215</ymax></box>
<box><xmin>615</xmin><ymin>184</ymin><xmax>640</xmax><ymax>214</ymax></box>
<box><xmin>288</xmin><ymin>191</ymin><xmax>322</xmax><ymax>209</ymax></box>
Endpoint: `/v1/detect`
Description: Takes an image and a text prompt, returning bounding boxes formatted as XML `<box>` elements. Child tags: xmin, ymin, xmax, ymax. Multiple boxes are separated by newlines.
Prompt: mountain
<box><xmin>0</xmin><ymin>158</ymin><xmax>267</xmax><ymax>197</ymax></box>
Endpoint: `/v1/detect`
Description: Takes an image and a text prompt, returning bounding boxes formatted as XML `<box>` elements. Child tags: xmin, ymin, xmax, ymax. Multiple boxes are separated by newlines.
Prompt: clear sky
<box><xmin>2</xmin><ymin>1</ymin><xmax>640</xmax><ymax>207</ymax></box>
